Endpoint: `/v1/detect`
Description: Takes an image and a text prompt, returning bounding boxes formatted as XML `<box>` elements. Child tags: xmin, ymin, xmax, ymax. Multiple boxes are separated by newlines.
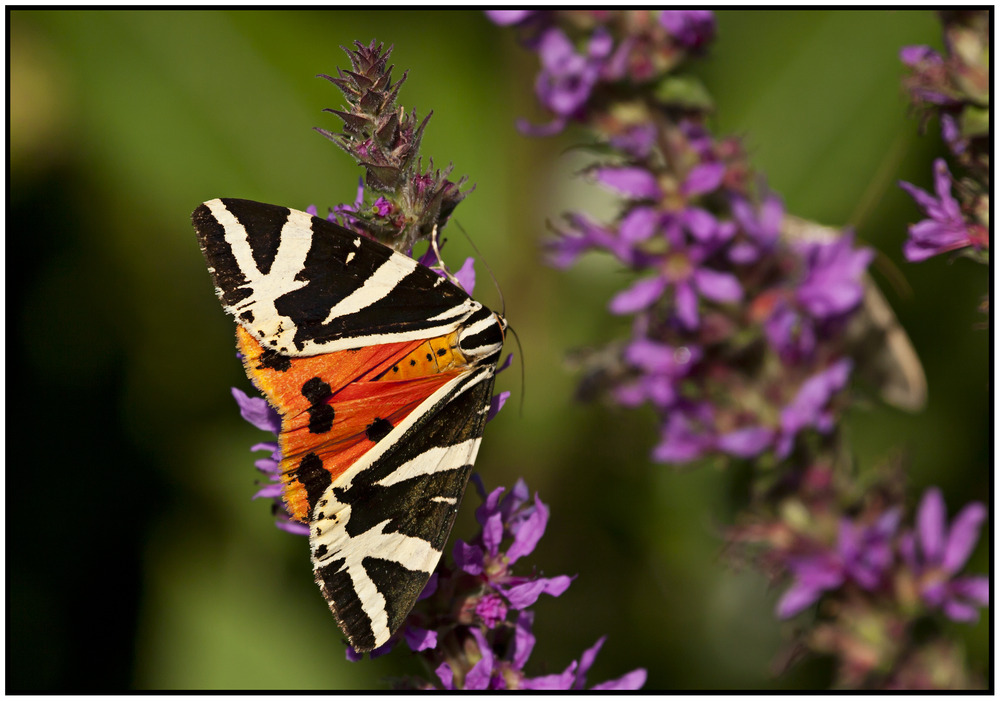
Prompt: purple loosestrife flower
<box><xmin>899</xmin><ymin>159</ymin><xmax>987</xmax><ymax>262</ymax></box>
<box><xmin>776</xmin><ymin>508</ymin><xmax>901</xmax><ymax>618</ymax></box>
<box><xmin>520</xmin><ymin>26</ymin><xmax>614</xmax><ymax>136</ymax></box>
<box><xmin>386</xmin><ymin>478</ymin><xmax>643</xmax><ymax>690</ymax></box>
<box><xmin>231</xmin><ymin>388</ymin><xmax>309</xmax><ymax>536</ymax></box>
<box><xmin>899</xmin><ymin>488</ymin><xmax>989</xmax><ymax>623</ymax></box>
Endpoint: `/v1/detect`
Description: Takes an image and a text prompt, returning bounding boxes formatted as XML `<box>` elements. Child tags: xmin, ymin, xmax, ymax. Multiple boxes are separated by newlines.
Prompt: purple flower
<box><xmin>519</xmin><ymin>26</ymin><xmax>614</xmax><ymax>136</ymax></box>
<box><xmin>777</xmin><ymin>508</ymin><xmax>901</xmax><ymax>618</ymax></box>
<box><xmin>899</xmin><ymin>488</ymin><xmax>989</xmax><ymax>622</ymax></box>
<box><xmin>659</xmin><ymin>10</ymin><xmax>716</xmax><ymax>50</ymax></box>
<box><xmin>716</xmin><ymin>426</ymin><xmax>775</xmax><ymax>459</ymax></box>
<box><xmin>651</xmin><ymin>401</ymin><xmax>715</xmax><ymax>463</ymax></box>
<box><xmin>614</xmin><ymin>338</ymin><xmax>701</xmax><ymax>410</ymax></box>
<box><xmin>899</xmin><ymin>159</ymin><xmax>980</xmax><ymax>262</ymax></box>
<box><xmin>547</xmin><ymin>212</ymin><xmax>632</xmax><ymax>268</ymax></box>
<box><xmin>763</xmin><ymin>300</ymin><xmax>817</xmax><ymax>363</ymax></box>
<box><xmin>608</xmin><ymin>123</ymin><xmax>658</xmax><ymax>159</ymax></box>
<box><xmin>452</xmin><ymin>479</ymin><xmax>573</xmax><ymax>616</ymax></box>
<box><xmin>899</xmin><ymin>45</ymin><xmax>943</xmax><ymax>67</ymax></box>
<box><xmin>795</xmin><ymin>231</ymin><xmax>873</xmax><ymax>320</ymax></box>
<box><xmin>484</xmin><ymin>10</ymin><xmax>538</xmax><ymax>26</ymax></box>
<box><xmin>730</xmin><ymin>192</ymin><xmax>783</xmax><ymax>263</ymax></box>
<box><xmin>436</xmin><ymin>616</ymin><xmax>645</xmax><ymax>690</ymax></box>
<box><xmin>776</xmin><ymin>358</ymin><xmax>852</xmax><ymax>459</ymax></box>
<box><xmin>608</xmin><ymin>214</ymin><xmax>741</xmax><ymax>329</ymax></box>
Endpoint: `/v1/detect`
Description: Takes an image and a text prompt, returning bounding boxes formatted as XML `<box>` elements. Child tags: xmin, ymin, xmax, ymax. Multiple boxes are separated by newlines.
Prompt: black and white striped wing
<box><xmin>193</xmin><ymin>198</ymin><xmax>480</xmax><ymax>356</ymax></box>
<box><xmin>310</xmin><ymin>367</ymin><xmax>496</xmax><ymax>651</ymax></box>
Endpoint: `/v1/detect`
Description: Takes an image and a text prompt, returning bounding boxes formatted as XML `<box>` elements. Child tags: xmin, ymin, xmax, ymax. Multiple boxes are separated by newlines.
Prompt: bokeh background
<box><xmin>9</xmin><ymin>9</ymin><xmax>989</xmax><ymax>691</ymax></box>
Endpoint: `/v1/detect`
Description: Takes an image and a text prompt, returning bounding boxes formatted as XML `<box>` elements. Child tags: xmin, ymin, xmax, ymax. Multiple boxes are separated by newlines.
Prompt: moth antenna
<box><xmin>505</xmin><ymin>323</ymin><xmax>526</xmax><ymax>418</ymax></box>
<box><xmin>454</xmin><ymin>219</ymin><xmax>505</xmax><ymax>318</ymax></box>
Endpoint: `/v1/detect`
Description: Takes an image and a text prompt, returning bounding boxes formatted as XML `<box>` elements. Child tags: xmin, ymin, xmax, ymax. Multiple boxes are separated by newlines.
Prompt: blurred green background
<box><xmin>9</xmin><ymin>9</ymin><xmax>989</xmax><ymax>691</ymax></box>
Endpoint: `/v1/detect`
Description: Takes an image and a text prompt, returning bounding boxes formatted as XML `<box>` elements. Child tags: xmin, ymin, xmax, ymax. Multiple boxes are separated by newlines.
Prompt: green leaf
<box><xmin>654</xmin><ymin>75</ymin><xmax>714</xmax><ymax>110</ymax></box>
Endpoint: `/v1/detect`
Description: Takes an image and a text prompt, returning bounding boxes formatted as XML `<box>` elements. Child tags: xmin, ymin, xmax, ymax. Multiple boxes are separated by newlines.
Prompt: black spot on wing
<box><xmin>257</xmin><ymin>348</ymin><xmax>292</xmax><ymax>372</ymax></box>
<box><xmin>296</xmin><ymin>452</ymin><xmax>331</xmax><ymax>511</ymax></box>
<box><xmin>302</xmin><ymin>377</ymin><xmax>335</xmax><ymax>434</ymax></box>
<box><xmin>365</xmin><ymin>417</ymin><xmax>394</xmax><ymax>443</ymax></box>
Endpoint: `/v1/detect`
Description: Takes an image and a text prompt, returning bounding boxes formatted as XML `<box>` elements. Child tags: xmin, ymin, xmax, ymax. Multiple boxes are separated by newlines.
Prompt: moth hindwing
<box><xmin>193</xmin><ymin>198</ymin><xmax>506</xmax><ymax>651</ymax></box>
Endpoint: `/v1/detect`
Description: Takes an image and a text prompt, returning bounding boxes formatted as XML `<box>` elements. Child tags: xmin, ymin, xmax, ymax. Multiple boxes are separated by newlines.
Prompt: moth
<box><xmin>193</xmin><ymin>198</ymin><xmax>506</xmax><ymax>651</ymax></box>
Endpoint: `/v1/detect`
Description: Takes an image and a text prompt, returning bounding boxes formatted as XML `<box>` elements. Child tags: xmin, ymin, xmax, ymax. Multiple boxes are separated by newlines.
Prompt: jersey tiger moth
<box><xmin>192</xmin><ymin>198</ymin><xmax>506</xmax><ymax>652</ymax></box>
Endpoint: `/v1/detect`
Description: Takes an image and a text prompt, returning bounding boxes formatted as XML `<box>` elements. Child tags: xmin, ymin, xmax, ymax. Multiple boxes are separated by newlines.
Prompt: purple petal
<box><xmin>485</xmin><ymin>9</ymin><xmax>536</xmax><ymax>25</ymax></box>
<box><xmin>591</xmin><ymin>668</ymin><xmax>648</xmax><ymax>691</ymax></box>
<box><xmin>660</xmin><ymin>10</ymin><xmax>716</xmax><ymax>49</ymax></box>
<box><xmin>482</xmin><ymin>512</ymin><xmax>505</xmax><ymax>557</ymax></box>
<box><xmin>572</xmin><ymin>636</ymin><xmax>606</xmax><ymax>689</ymax></box>
<box><xmin>694</xmin><ymin>268</ymin><xmax>743</xmax><ymax>303</ymax></box>
<box><xmin>942</xmin><ymin>598</ymin><xmax>980</xmax><ymax>623</ymax></box>
<box><xmin>513</xmin><ymin>610</ymin><xmax>536</xmax><ymax>670</ymax></box>
<box><xmin>619</xmin><ymin>206</ymin><xmax>659</xmax><ymax>243</ymax></box>
<box><xmin>776</xmin><ymin>581</ymin><xmax>823</xmax><ymax>618</ymax></box>
<box><xmin>464</xmin><ymin>629</ymin><xmax>495</xmax><ymax>690</ymax></box>
<box><xmin>522</xmin><ymin>662</ymin><xmax>577</xmax><ymax>690</ymax></box>
<box><xmin>503</xmin><ymin>575</ymin><xmax>574</xmax><ymax>609</ymax></box>
<box><xmin>900</xmin><ymin>45</ymin><xmax>941</xmax><ymax>66</ymax></box>
<box><xmin>682</xmin><ymin>206</ymin><xmax>719</xmax><ymax>241</ymax></box>
<box><xmin>453</xmin><ymin>540</ymin><xmax>485</xmax><ymax>575</ymax></box>
<box><xmin>435</xmin><ymin>661</ymin><xmax>455</xmax><ymax>690</ymax></box>
<box><xmin>453</xmin><ymin>257</ymin><xmax>476</xmax><ymax>295</ymax></box>
<box><xmin>403</xmin><ymin>625</ymin><xmax>438</xmax><ymax>652</ymax></box>
<box><xmin>951</xmin><ymin>575</ymin><xmax>990</xmax><ymax>606</ymax></box>
<box><xmin>252</xmin><ymin>483</ymin><xmax>282</xmax><ymax>500</ymax></box>
<box><xmin>487</xmin><ymin>391</ymin><xmax>510</xmax><ymax>423</ymax></box>
<box><xmin>594</xmin><ymin>166</ymin><xmax>661</xmax><ymax>199</ymax></box>
<box><xmin>942</xmin><ymin>501</ymin><xmax>987</xmax><ymax>573</ymax></box>
<box><xmin>898</xmin><ymin>179</ymin><xmax>938</xmax><ymax>212</ymax></box>
<box><xmin>501</xmin><ymin>479</ymin><xmax>531</xmax><ymax>521</ymax></box>
<box><xmin>608</xmin><ymin>275</ymin><xmax>668</xmax><ymax>314</ymax></box>
<box><xmin>231</xmin><ymin>387</ymin><xmax>281</xmax><ymax>434</ymax></box>
<box><xmin>682</xmin><ymin>162</ymin><xmax>726</xmax><ymax>196</ymax></box>
<box><xmin>932</xmin><ymin>160</ymin><xmax>962</xmax><ymax>219</ymax></box>
<box><xmin>507</xmin><ymin>494</ymin><xmax>549</xmax><ymax>563</ymax></box>
<box><xmin>516</xmin><ymin>115</ymin><xmax>569</xmax><ymax>138</ymax></box>
<box><xmin>716</xmin><ymin>427</ymin><xmax>774</xmax><ymax>458</ymax></box>
<box><xmin>475</xmin><ymin>486</ymin><xmax>506</xmax><ymax>527</ymax></box>
<box><xmin>674</xmin><ymin>280</ymin><xmax>699</xmax><ymax>329</ymax></box>
<box><xmin>274</xmin><ymin>518</ymin><xmax>310</xmax><ymax>537</ymax></box>
<box><xmin>418</xmin><ymin>572</ymin><xmax>439</xmax><ymax>600</ymax></box>
<box><xmin>917</xmin><ymin>487</ymin><xmax>946</xmax><ymax>564</ymax></box>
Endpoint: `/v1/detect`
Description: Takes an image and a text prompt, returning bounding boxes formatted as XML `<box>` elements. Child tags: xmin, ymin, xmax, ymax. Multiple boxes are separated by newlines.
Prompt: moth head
<box><xmin>457</xmin><ymin>307</ymin><xmax>506</xmax><ymax>368</ymax></box>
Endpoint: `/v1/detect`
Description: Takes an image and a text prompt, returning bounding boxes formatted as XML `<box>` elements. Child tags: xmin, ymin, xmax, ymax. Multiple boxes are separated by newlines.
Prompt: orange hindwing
<box><xmin>236</xmin><ymin>326</ymin><xmax>469</xmax><ymax>522</ymax></box>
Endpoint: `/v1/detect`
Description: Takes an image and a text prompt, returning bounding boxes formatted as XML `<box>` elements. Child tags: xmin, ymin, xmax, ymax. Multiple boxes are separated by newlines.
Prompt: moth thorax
<box><xmin>457</xmin><ymin>308</ymin><xmax>506</xmax><ymax>367</ymax></box>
